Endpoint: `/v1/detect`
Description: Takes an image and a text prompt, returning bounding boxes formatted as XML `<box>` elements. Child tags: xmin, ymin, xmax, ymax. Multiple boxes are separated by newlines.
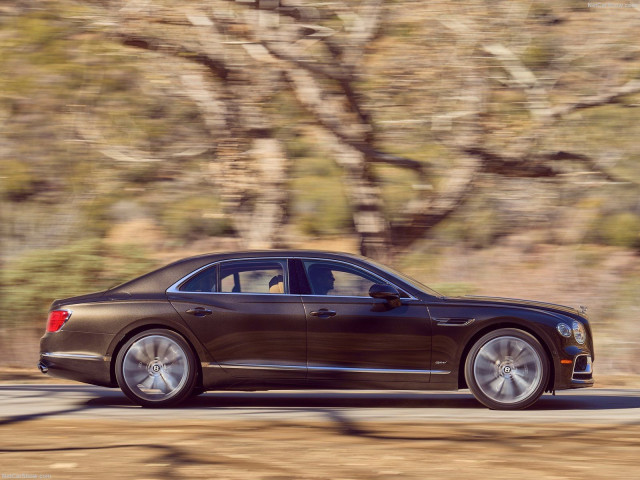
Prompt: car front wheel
<box><xmin>465</xmin><ymin>328</ymin><xmax>549</xmax><ymax>410</ymax></box>
<box><xmin>116</xmin><ymin>329</ymin><xmax>197</xmax><ymax>408</ymax></box>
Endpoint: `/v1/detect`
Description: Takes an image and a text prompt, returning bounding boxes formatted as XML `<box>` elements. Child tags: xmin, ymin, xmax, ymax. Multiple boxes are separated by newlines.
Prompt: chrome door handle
<box><xmin>310</xmin><ymin>309</ymin><xmax>337</xmax><ymax>317</ymax></box>
<box><xmin>186</xmin><ymin>307</ymin><xmax>213</xmax><ymax>316</ymax></box>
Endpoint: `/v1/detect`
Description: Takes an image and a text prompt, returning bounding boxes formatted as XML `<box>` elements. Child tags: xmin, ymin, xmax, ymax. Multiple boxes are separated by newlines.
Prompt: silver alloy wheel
<box><xmin>122</xmin><ymin>334</ymin><xmax>189</xmax><ymax>402</ymax></box>
<box><xmin>473</xmin><ymin>335</ymin><xmax>543</xmax><ymax>404</ymax></box>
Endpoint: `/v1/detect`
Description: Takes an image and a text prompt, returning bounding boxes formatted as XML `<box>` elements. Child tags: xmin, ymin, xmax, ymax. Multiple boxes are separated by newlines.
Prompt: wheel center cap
<box><xmin>149</xmin><ymin>361</ymin><xmax>163</xmax><ymax>375</ymax></box>
<box><xmin>503</xmin><ymin>365</ymin><xmax>512</xmax><ymax>374</ymax></box>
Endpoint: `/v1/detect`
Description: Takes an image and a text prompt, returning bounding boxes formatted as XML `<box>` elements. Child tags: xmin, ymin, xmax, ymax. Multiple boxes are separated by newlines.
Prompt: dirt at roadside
<box><xmin>0</xmin><ymin>418</ymin><xmax>638</xmax><ymax>479</ymax></box>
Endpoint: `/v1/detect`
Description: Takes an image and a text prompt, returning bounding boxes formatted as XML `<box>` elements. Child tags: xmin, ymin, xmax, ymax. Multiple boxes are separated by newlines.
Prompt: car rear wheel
<box><xmin>465</xmin><ymin>328</ymin><xmax>549</xmax><ymax>410</ymax></box>
<box><xmin>116</xmin><ymin>329</ymin><xmax>197</xmax><ymax>408</ymax></box>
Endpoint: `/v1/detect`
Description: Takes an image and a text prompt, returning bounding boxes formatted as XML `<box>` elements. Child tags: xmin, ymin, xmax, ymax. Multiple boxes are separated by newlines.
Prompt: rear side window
<box><xmin>180</xmin><ymin>265</ymin><xmax>217</xmax><ymax>293</ymax></box>
<box><xmin>219</xmin><ymin>259</ymin><xmax>287</xmax><ymax>294</ymax></box>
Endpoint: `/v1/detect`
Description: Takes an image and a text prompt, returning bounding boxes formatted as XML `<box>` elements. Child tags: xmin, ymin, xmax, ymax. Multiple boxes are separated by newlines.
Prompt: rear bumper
<box><xmin>38</xmin><ymin>352</ymin><xmax>113</xmax><ymax>387</ymax></box>
<box><xmin>40</xmin><ymin>330</ymin><xmax>116</xmax><ymax>387</ymax></box>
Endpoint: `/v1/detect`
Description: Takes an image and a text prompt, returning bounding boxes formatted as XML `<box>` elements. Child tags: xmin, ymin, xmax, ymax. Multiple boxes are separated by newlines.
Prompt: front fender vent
<box><xmin>435</xmin><ymin>318</ymin><xmax>475</xmax><ymax>327</ymax></box>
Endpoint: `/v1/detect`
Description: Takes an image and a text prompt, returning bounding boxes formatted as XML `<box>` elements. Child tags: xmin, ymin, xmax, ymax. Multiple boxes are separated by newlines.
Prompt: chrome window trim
<box><xmin>41</xmin><ymin>352</ymin><xmax>108</xmax><ymax>361</ymax></box>
<box><xmin>167</xmin><ymin>256</ymin><xmax>417</xmax><ymax>301</ymax></box>
<box><xmin>208</xmin><ymin>362</ymin><xmax>449</xmax><ymax>375</ymax></box>
<box><xmin>297</xmin><ymin>256</ymin><xmax>418</xmax><ymax>301</ymax></box>
<box><xmin>300</xmin><ymin>294</ymin><xmax>420</xmax><ymax>302</ymax></box>
<box><xmin>167</xmin><ymin>257</ymin><xmax>290</xmax><ymax>295</ymax></box>
<box><xmin>167</xmin><ymin>262</ymin><xmax>218</xmax><ymax>294</ymax></box>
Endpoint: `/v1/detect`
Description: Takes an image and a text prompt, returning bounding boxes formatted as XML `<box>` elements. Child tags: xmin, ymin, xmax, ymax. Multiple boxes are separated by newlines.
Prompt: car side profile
<box><xmin>39</xmin><ymin>250</ymin><xmax>594</xmax><ymax>409</ymax></box>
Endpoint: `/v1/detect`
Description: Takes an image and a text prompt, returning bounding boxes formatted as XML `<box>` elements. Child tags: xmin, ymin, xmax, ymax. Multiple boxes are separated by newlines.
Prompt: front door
<box><xmin>299</xmin><ymin>259</ymin><xmax>432</xmax><ymax>387</ymax></box>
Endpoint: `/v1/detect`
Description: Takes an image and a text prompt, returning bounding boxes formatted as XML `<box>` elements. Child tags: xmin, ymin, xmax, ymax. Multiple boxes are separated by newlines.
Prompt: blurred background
<box><xmin>1</xmin><ymin>0</ymin><xmax>639</xmax><ymax>383</ymax></box>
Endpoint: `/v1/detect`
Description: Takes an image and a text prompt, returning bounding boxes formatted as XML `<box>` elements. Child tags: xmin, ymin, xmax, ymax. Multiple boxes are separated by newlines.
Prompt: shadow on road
<box><xmin>80</xmin><ymin>389</ymin><xmax>640</xmax><ymax>411</ymax></box>
<box><xmin>86</xmin><ymin>391</ymin><xmax>486</xmax><ymax>409</ymax></box>
<box><xmin>1</xmin><ymin>385</ymin><xmax>639</xmax><ymax>429</ymax></box>
<box><xmin>531</xmin><ymin>393</ymin><xmax>640</xmax><ymax>410</ymax></box>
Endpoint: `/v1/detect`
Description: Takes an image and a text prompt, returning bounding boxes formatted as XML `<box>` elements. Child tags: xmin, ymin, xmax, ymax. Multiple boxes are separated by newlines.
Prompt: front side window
<box><xmin>302</xmin><ymin>260</ymin><xmax>382</xmax><ymax>297</ymax></box>
<box><xmin>219</xmin><ymin>259</ymin><xmax>287</xmax><ymax>294</ymax></box>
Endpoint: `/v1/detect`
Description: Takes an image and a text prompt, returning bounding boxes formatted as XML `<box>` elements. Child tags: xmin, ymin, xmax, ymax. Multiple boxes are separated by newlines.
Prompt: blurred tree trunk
<box><xmin>92</xmin><ymin>2</ymin><xmax>295</xmax><ymax>250</ymax></box>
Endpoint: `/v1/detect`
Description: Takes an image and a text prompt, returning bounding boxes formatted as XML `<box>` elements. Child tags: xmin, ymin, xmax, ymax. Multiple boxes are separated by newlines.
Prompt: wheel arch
<box><xmin>108</xmin><ymin>322</ymin><xmax>204</xmax><ymax>390</ymax></box>
<box><xmin>457</xmin><ymin>319</ymin><xmax>556</xmax><ymax>392</ymax></box>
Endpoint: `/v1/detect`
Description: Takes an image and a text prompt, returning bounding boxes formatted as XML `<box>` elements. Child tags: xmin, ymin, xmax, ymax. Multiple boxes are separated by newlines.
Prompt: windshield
<box><xmin>366</xmin><ymin>258</ymin><xmax>443</xmax><ymax>298</ymax></box>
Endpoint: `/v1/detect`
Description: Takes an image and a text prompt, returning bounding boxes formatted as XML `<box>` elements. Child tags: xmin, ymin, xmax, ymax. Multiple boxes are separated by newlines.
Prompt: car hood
<box><xmin>446</xmin><ymin>295</ymin><xmax>585</xmax><ymax>319</ymax></box>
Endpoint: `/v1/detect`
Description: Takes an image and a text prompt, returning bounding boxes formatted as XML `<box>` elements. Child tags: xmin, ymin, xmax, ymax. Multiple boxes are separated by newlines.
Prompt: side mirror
<box><xmin>369</xmin><ymin>283</ymin><xmax>401</xmax><ymax>307</ymax></box>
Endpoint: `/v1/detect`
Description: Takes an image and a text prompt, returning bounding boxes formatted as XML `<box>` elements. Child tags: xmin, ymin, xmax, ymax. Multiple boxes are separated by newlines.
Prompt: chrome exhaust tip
<box><xmin>37</xmin><ymin>361</ymin><xmax>48</xmax><ymax>374</ymax></box>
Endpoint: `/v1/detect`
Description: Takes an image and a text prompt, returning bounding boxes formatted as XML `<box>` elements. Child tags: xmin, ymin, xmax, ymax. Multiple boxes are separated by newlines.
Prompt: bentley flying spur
<box><xmin>39</xmin><ymin>250</ymin><xmax>594</xmax><ymax>409</ymax></box>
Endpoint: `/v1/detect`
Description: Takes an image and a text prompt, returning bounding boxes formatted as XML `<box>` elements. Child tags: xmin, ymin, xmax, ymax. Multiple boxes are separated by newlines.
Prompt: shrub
<box><xmin>591</xmin><ymin>212</ymin><xmax>640</xmax><ymax>249</ymax></box>
<box><xmin>0</xmin><ymin>240</ymin><xmax>156</xmax><ymax>327</ymax></box>
<box><xmin>1</xmin><ymin>160</ymin><xmax>39</xmax><ymax>201</ymax></box>
<box><xmin>161</xmin><ymin>196</ymin><xmax>233</xmax><ymax>241</ymax></box>
<box><xmin>291</xmin><ymin>176</ymin><xmax>352</xmax><ymax>236</ymax></box>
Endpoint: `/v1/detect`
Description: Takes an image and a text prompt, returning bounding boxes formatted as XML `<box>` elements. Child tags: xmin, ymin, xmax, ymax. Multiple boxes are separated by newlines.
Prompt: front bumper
<box><xmin>569</xmin><ymin>354</ymin><xmax>593</xmax><ymax>386</ymax></box>
<box><xmin>555</xmin><ymin>346</ymin><xmax>594</xmax><ymax>390</ymax></box>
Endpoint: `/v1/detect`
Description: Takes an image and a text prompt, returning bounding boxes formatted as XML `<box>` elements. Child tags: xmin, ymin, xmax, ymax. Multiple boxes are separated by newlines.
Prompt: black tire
<box><xmin>115</xmin><ymin>328</ymin><xmax>197</xmax><ymax>408</ymax></box>
<box><xmin>465</xmin><ymin>328</ymin><xmax>549</xmax><ymax>410</ymax></box>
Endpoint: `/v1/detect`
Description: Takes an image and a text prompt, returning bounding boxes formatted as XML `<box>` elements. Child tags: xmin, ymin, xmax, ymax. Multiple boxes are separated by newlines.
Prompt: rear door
<box><xmin>167</xmin><ymin>258</ymin><xmax>307</xmax><ymax>380</ymax></box>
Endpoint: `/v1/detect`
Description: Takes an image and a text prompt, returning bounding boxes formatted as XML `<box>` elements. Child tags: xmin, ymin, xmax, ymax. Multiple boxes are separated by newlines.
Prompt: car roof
<box><xmin>109</xmin><ymin>250</ymin><xmax>373</xmax><ymax>294</ymax></box>
<box><xmin>173</xmin><ymin>249</ymin><xmax>368</xmax><ymax>263</ymax></box>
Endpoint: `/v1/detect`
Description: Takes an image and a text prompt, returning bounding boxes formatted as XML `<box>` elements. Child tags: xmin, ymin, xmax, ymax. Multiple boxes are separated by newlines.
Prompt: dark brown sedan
<box><xmin>39</xmin><ymin>250</ymin><xmax>594</xmax><ymax>409</ymax></box>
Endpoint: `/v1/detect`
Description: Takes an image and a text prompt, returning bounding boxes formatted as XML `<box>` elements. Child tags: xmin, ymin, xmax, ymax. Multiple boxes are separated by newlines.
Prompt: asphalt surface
<box><xmin>1</xmin><ymin>385</ymin><xmax>639</xmax><ymax>425</ymax></box>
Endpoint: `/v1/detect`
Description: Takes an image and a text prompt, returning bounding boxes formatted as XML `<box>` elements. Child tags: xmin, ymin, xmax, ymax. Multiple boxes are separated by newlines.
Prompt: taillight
<box><xmin>46</xmin><ymin>310</ymin><xmax>71</xmax><ymax>332</ymax></box>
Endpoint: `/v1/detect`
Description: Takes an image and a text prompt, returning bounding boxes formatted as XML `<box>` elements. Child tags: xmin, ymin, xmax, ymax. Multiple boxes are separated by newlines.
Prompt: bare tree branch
<box><xmin>114</xmin><ymin>30</ymin><xmax>230</xmax><ymax>79</ymax></box>
<box><xmin>179</xmin><ymin>73</ymin><xmax>228</xmax><ymax>133</ymax></box>
<box><xmin>341</xmin><ymin>0</ymin><xmax>385</xmax><ymax>70</ymax></box>
<box><xmin>75</xmin><ymin>112</ymin><xmax>210</xmax><ymax>162</ymax></box>
<box><xmin>550</xmin><ymin>79</ymin><xmax>640</xmax><ymax>118</ymax></box>
<box><xmin>482</xmin><ymin>43</ymin><xmax>552</xmax><ymax>118</ymax></box>
<box><xmin>540</xmin><ymin>151</ymin><xmax>630</xmax><ymax>184</ymax></box>
<box><xmin>261</xmin><ymin>40</ymin><xmax>349</xmax><ymax>82</ymax></box>
<box><xmin>392</xmin><ymin>157</ymin><xmax>479</xmax><ymax>248</ymax></box>
<box><xmin>284</xmin><ymin>67</ymin><xmax>365</xmax><ymax>142</ymax></box>
<box><xmin>366</xmin><ymin>150</ymin><xmax>426</xmax><ymax>173</ymax></box>
<box><xmin>462</xmin><ymin>147</ymin><xmax>557</xmax><ymax>178</ymax></box>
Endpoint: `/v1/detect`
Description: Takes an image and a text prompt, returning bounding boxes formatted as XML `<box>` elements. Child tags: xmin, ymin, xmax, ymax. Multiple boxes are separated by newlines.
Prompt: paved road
<box><xmin>1</xmin><ymin>385</ymin><xmax>639</xmax><ymax>425</ymax></box>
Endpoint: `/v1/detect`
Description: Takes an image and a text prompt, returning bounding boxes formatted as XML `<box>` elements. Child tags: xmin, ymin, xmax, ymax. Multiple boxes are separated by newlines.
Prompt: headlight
<box><xmin>572</xmin><ymin>320</ymin><xmax>586</xmax><ymax>344</ymax></box>
<box><xmin>556</xmin><ymin>322</ymin><xmax>572</xmax><ymax>337</ymax></box>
